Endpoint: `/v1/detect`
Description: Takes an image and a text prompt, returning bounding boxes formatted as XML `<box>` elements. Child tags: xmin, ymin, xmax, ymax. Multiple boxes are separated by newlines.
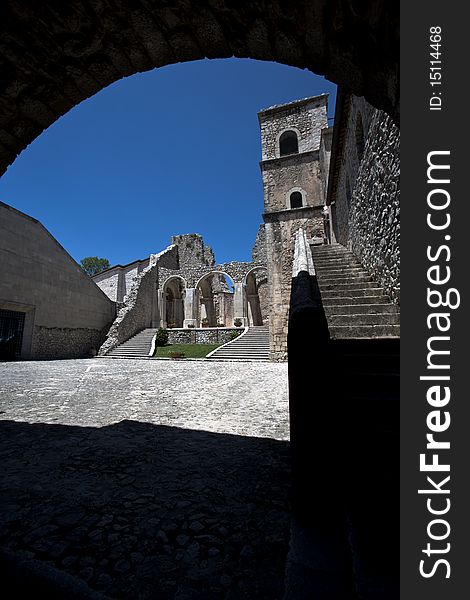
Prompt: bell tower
<box><xmin>258</xmin><ymin>94</ymin><xmax>329</xmax><ymax>360</ymax></box>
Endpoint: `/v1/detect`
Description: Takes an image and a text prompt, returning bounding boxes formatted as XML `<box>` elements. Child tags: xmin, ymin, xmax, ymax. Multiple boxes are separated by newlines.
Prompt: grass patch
<box><xmin>154</xmin><ymin>343</ymin><xmax>221</xmax><ymax>359</ymax></box>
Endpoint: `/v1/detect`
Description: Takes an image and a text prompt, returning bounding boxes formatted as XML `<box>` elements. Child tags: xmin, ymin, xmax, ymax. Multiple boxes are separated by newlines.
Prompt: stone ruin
<box><xmin>94</xmin><ymin>231</ymin><xmax>268</xmax><ymax>356</ymax></box>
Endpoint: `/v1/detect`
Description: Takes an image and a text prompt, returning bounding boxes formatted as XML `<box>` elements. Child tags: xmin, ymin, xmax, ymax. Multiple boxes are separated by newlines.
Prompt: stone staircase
<box><xmin>104</xmin><ymin>328</ymin><xmax>157</xmax><ymax>358</ymax></box>
<box><xmin>311</xmin><ymin>244</ymin><xmax>400</xmax><ymax>339</ymax></box>
<box><xmin>207</xmin><ymin>325</ymin><xmax>270</xmax><ymax>361</ymax></box>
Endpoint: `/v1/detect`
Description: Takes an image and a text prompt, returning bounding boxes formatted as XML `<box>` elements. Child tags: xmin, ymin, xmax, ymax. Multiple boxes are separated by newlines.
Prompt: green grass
<box><xmin>154</xmin><ymin>343</ymin><xmax>221</xmax><ymax>359</ymax></box>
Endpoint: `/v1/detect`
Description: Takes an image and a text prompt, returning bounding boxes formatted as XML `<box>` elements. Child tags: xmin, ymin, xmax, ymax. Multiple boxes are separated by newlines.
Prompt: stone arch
<box><xmin>0</xmin><ymin>2</ymin><xmax>399</xmax><ymax>177</ymax></box>
<box><xmin>195</xmin><ymin>271</ymin><xmax>236</xmax><ymax>327</ymax></box>
<box><xmin>161</xmin><ymin>275</ymin><xmax>186</xmax><ymax>328</ymax></box>
<box><xmin>244</xmin><ymin>266</ymin><xmax>268</xmax><ymax>326</ymax></box>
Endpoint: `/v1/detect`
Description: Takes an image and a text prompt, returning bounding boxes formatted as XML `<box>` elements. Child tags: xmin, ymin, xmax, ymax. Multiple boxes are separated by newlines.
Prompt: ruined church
<box><xmin>0</xmin><ymin>88</ymin><xmax>400</xmax><ymax>362</ymax></box>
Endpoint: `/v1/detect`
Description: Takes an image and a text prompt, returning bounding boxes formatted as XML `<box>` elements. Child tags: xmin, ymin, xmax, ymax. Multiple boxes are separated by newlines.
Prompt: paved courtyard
<box><xmin>0</xmin><ymin>359</ymin><xmax>290</xmax><ymax>599</ymax></box>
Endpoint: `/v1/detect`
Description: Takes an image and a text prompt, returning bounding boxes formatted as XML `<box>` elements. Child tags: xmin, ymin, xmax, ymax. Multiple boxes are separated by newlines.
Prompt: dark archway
<box><xmin>163</xmin><ymin>276</ymin><xmax>185</xmax><ymax>328</ymax></box>
<box><xmin>0</xmin><ymin>1</ymin><xmax>399</xmax><ymax>177</ymax></box>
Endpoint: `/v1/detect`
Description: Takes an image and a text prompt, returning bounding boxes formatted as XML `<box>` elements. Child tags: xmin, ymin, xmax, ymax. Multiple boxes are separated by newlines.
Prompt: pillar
<box><xmin>183</xmin><ymin>288</ymin><xmax>198</xmax><ymax>328</ymax></box>
<box><xmin>233</xmin><ymin>282</ymin><xmax>249</xmax><ymax>327</ymax></box>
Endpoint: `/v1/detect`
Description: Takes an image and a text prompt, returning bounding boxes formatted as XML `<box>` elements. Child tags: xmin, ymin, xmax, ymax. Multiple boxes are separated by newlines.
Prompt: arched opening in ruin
<box><xmin>245</xmin><ymin>267</ymin><xmax>269</xmax><ymax>326</ymax></box>
<box><xmin>162</xmin><ymin>276</ymin><xmax>185</xmax><ymax>329</ymax></box>
<box><xmin>195</xmin><ymin>271</ymin><xmax>235</xmax><ymax>328</ymax></box>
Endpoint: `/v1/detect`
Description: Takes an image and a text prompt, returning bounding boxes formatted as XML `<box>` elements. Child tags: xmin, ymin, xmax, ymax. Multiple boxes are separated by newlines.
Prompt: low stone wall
<box><xmin>31</xmin><ymin>326</ymin><xmax>107</xmax><ymax>360</ymax></box>
<box><xmin>167</xmin><ymin>328</ymin><xmax>241</xmax><ymax>345</ymax></box>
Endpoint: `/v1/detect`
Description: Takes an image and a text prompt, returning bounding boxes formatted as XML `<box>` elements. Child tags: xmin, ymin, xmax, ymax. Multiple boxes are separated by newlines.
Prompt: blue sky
<box><xmin>0</xmin><ymin>58</ymin><xmax>336</xmax><ymax>265</ymax></box>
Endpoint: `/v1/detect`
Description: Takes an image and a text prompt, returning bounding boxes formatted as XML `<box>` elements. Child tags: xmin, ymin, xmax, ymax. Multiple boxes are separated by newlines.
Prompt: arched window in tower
<box><xmin>279</xmin><ymin>130</ymin><xmax>299</xmax><ymax>156</ymax></box>
<box><xmin>356</xmin><ymin>113</ymin><xmax>365</xmax><ymax>163</ymax></box>
<box><xmin>290</xmin><ymin>191</ymin><xmax>303</xmax><ymax>209</ymax></box>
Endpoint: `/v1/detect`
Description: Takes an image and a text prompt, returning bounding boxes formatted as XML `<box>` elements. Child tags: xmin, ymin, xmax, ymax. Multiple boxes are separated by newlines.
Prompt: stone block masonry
<box><xmin>327</xmin><ymin>91</ymin><xmax>400</xmax><ymax>303</ymax></box>
<box><xmin>167</xmin><ymin>328</ymin><xmax>240</xmax><ymax>345</ymax></box>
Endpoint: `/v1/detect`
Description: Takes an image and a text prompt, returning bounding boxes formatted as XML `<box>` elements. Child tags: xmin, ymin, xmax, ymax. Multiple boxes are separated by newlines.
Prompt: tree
<box><xmin>80</xmin><ymin>256</ymin><xmax>110</xmax><ymax>276</ymax></box>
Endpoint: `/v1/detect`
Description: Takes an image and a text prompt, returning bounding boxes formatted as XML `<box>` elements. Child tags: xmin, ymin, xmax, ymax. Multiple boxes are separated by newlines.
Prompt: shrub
<box><xmin>229</xmin><ymin>331</ymin><xmax>241</xmax><ymax>341</ymax></box>
<box><xmin>234</xmin><ymin>318</ymin><xmax>242</xmax><ymax>327</ymax></box>
<box><xmin>154</xmin><ymin>328</ymin><xmax>169</xmax><ymax>347</ymax></box>
<box><xmin>169</xmin><ymin>351</ymin><xmax>185</xmax><ymax>359</ymax></box>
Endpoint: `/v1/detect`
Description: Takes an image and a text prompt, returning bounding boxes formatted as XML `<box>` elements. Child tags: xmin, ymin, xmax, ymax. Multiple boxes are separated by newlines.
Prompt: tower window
<box><xmin>290</xmin><ymin>191</ymin><xmax>303</xmax><ymax>209</ymax></box>
<box><xmin>279</xmin><ymin>130</ymin><xmax>299</xmax><ymax>156</ymax></box>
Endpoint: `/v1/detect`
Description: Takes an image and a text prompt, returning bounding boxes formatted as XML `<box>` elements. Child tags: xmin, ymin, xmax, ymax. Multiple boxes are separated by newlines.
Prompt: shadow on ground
<box><xmin>0</xmin><ymin>419</ymin><xmax>291</xmax><ymax>599</ymax></box>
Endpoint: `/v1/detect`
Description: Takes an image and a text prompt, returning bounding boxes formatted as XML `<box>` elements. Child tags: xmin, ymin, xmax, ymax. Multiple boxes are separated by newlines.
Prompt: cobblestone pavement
<box><xmin>0</xmin><ymin>359</ymin><xmax>290</xmax><ymax>599</ymax></box>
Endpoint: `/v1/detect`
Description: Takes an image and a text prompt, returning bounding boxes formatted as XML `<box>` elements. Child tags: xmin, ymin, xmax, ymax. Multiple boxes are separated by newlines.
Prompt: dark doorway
<box><xmin>0</xmin><ymin>309</ymin><xmax>25</xmax><ymax>360</ymax></box>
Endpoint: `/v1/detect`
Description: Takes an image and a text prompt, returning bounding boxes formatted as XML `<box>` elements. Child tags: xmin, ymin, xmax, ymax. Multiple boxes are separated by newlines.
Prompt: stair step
<box><xmin>324</xmin><ymin>303</ymin><xmax>399</xmax><ymax>315</ymax></box>
<box><xmin>328</xmin><ymin>313</ymin><xmax>400</xmax><ymax>326</ymax></box>
<box><xmin>315</xmin><ymin>267</ymin><xmax>368</xmax><ymax>276</ymax></box>
<box><xmin>319</xmin><ymin>275</ymin><xmax>372</xmax><ymax>285</ymax></box>
<box><xmin>321</xmin><ymin>295</ymin><xmax>390</xmax><ymax>305</ymax></box>
<box><xmin>321</xmin><ymin>288</ymin><xmax>385</xmax><ymax>298</ymax></box>
<box><xmin>329</xmin><ymin>325</ymin><xmax>400</xmax><ymax>339</ymax></box>
<box><xmin>319</xmin><ymin>281</ymin><xmax>378</xmax><ymax>292</ymax></box>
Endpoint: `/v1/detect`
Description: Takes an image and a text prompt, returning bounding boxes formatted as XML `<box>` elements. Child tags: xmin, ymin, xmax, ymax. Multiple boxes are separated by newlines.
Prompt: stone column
<box><xmin>183</xmin><ymin>288</ymin><xmax>198</xmax><ymax>328</ymax></box>
<box><xmin>233</xmin><ymin>282</ymin><xmax>249</xmax><ymax>327</ymax></box>
<box><xmin>152</xmin><ymin>288</ymin><xmax>166</xmax><ymax>328</ymax></box>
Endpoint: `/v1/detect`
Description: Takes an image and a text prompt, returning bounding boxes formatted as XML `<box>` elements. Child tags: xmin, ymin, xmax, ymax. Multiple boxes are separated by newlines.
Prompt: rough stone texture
<box><xmin>265</xmin><ymin>216</ymin><xmax>324</xmax><ymax>361</ymax></box>
<box><xmin>97</xmin><ymin>233</ymin><xmax>267</xmax><ymax>353</ymax></box>
<box><xmin>0</xmin><ymin>358</ymin><xmax>289</xmax><ymax>599</ymax></box>
<box><xmin>167</xmin><ymin>328</ymin><xmax>240</xmax><ymax>345</ymax></box>
<box><xmin>0</xmin><ymin>202</ymin><xmax>116</xmax><ymax>360</ymax></box>
<box><xmin>171</xmin><ymin>234</ymin><xmax>215</xmax><ymax>268</ymax></box>
<box><xmin>259</xmin><ymin>97</ymin><xmax>329</xmax><ymax>360</ymax></box>
<box><xmin>98</xmin><ymin>246</ymin><xmax>177</xmax><ymax>356</ymax></box>
<box><xmin>328</xmin><ymin>93</ymin><xmax>400</xmax><ymax>303</ymax></box>
<box><xmin>0</xmin><ymin>1</ymin><xmax>399</xmax><ymax>177</ymax></box>
<box><xmin>259</xmin><ymin>96</ymin><xmax>328</xmax><ymax>161</ymax></box>
<box><xmin>251</xmin><ymin>224</ymin><xmax>267</xmax><ymax>264</ymax></box>
<box><xmin>31</xmin><ymin>327</ymin><xmax>106</xmax><ymax>360</ymax></box>
<box><xmin>349</xmin><ymin>112</ymin><xmax>400</xmax><ymax>303</ymax></box>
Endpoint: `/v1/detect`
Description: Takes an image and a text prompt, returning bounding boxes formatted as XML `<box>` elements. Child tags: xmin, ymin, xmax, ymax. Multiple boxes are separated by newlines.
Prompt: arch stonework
<box><xmin>0</xmin><ymin>0</ymin><xmax>398</xmax><ymax>177</ymax></box>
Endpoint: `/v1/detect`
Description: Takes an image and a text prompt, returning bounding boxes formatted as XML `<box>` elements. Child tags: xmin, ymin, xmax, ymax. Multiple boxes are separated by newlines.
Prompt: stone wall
<box><xmin>328</xmin><ymin>93</ymin><xmax>400</xmax><ymax>302</ymax></box>
<box><xmin>94</xmin><ymin>269</ymin><xmax>120</xmax><ymax>302</ymax></box>
<box><xmin>31</xmin><ymin>326</ymin><xmax>106</xmax><ymax>360</ymax></box>
<box><xmin>259</xmin><ymin>96</ymin><xmax>328</xmax><ymax>160</ymax></box>
<box><xmin>265</xmin><ymin>213</ymin><xmax>324</xmax><ymax>361</ymax></box>
<box><xmin>0</xmin><ymin>202</ymin><xmax>116</xmax><ymax>360</ymax></box>
<box><xmin>252</xmin><ymin>224</ymin><xmax>267</xmax><ymax>264</ymax></box>
<box><xmin>94</xmin><ymin>258</ymin><xmax>150</xmax><ymax>303</ymax></box>
<box><xmin>98</xmin><ymin>245</ymin><xmax>177</xmax><ymax>355</ymax></box>
<box><xmin>166</xmin><ymin>328</ymin><xmax>240</xmax><ymax>345</ymax></box>
<box><xmin>171</xmin><ymin>234</ymin><xmax>215</xmax><ymax>268</ymax></box>
<box><xmin>261</xmin><ymin>153</ymin><xmax>324</xmax><ymax>213</ymax></box>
